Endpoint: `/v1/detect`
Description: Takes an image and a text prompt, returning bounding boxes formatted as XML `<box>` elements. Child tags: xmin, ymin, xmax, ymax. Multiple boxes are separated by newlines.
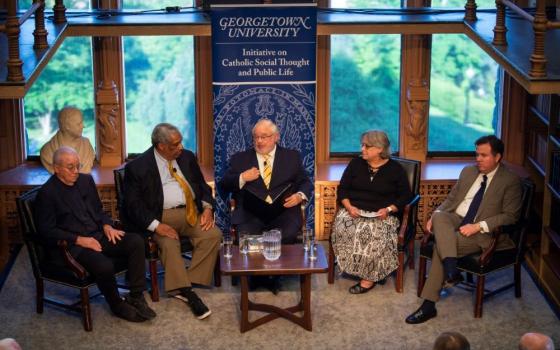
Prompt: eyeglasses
<box><xmin>253</xmin><ymin>134</ymin><xmax>274</xmax><ymax>141</ymax></box>
<box><xmin>61</xmin><ymin>163</ymin><xmax>81</xmax><ymax>172</ymax></box>
<box><xmin>361</xmin><ymin>143</ymin><xmax>375</xmax><ymax>149</ymax></box>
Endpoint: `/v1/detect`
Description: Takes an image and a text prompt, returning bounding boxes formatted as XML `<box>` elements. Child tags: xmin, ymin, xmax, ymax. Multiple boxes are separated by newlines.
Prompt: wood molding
<box><xmin>501</xmin><ymin>70</ymin><xmax>528</xmax><ymax>166</ymax></box>
<box><xmin>399</xmin><ymin>34</ymin><xmax>432</xmax><ymax>163</ymax></box>
<box><xmin>315</xmin><ymin>35</ymin><xmax>330</xmax><ymax>163</ymax></box>
<box><xmin>0</xmin><ymin>99</ymin><xmax>25</xmax><ymax>171</ymax></box>
<box><xmin>195</xmin><ymin>36</ymin><xmax>214</xmax><ymax>167</ymax></box>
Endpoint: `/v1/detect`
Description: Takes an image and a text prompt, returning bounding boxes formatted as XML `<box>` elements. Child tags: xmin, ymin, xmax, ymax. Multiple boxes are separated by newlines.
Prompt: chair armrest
<box><xmin>57</xmin><ymin>240</ymin><xmax>87</xmax><ymax>279</ymax></box>
<box><xmin>478</xmin><ymin>224</ymin><xmax>516</xmax><ymax>266</ymax></box>
<box><xmin>397</xmin><ymin>194</ymin><xmax>420</xmax><ymax>241</ymax></box>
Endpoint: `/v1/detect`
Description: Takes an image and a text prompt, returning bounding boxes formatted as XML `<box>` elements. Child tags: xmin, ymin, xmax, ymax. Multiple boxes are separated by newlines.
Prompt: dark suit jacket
<box><xmin>437</xmin><ymin>164</ymin><xmax>522</xmax><ymax>233</ymax></box>
<box><xmin>218</xmin><ymin>146</ymin><xmax>312</xmax><ymax>225</ymax></box>
<box><xmin>123</xmin><ymin>147</ymin><xmax>215</xmax><ymax>232</ymax></box>
<box><xmin>34</xmin><ymin>174</ymin><xmax>112</xmax><ymax>254</ymax></box>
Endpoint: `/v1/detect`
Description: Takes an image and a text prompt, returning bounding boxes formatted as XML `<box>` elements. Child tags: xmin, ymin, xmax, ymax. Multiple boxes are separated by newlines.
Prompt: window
<box><xmin>123</xmin><ymin>36</ymin><xmax>196</xmax><ymax>154</ymax></box>
<box><xmin>330</xmin><ymin>0</ymin><xmax>402</xmax><ymax>8</ymax></box>
<box><xmin>431</xmin><ymin>0</ymin><xmax>496</xmax><ymax>7</ymax></box>
<box><xmin>428</xmin><ymin>34</ymin><xmax>500</xmax><ymax>152</ymax></box>
<box><xmin>122</xmin><ymin>1</ymin><xmax>196</xmax><ymax>155</ymax></box>
<box><xmin>329</xmin><ymin>34</ymin><xmax>401</xmax><ymax>154</ymax></box>
<box><xmin>24</xmin><ymin>37</ymin><xmax>95</xmax><ymax>156</ymax></box>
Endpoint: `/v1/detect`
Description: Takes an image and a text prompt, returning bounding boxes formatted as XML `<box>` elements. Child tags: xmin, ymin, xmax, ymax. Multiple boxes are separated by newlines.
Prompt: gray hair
<box><xmin>53</xmin><ymin>146</ymin><xmax>78</xmax><ymax>166</ymax></box>
<box><xmin>57</xmin><ymin>106</ymin><xmax>82</xmax><ymax>128</ymax></box>
<box><xmin>151</xmin><ymin>123</ymin><xmax>182</xmax><ymax>146</ymax></box>
<box><xmin>252</xmin><ymin>119</ymin><xmax>279</xmax><ymax>135</ymax></box>
<box><xmin>361</xmin><ymin>130</ymin><xmax>391</xmax><ymax>159</ymax></box>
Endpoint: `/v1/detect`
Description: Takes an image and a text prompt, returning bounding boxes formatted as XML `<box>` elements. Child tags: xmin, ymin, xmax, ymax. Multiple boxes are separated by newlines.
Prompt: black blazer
<box><xmin>34</xmin><ymin>174</ymin><xmax>112</xmax><ymax>253</ymax></box>
<box><xmin>123</xmin><ymin>147</ymin><xmax>215</xmax><ymax>232</ymax></box>
<box><xmin>218</xmin><ymin>146</ymin><xmax>312</xmax><ymax>224</ymax></box>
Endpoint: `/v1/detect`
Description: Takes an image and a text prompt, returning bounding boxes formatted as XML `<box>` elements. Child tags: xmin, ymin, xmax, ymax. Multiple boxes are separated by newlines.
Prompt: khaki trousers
<box><xmin>420</xmin><ymin>211</ymin><xmax>495</xmax><ymax>302</ymax></box>
<box><xmin>154</xmin><ymin>208</ymin><xmax>222</xmax><ymax>292</ymax></box>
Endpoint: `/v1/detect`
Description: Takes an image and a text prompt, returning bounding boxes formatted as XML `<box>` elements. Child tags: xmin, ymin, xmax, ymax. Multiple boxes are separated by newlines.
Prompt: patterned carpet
<box><xmin>0</xmin><ymin>245</ymin><xmax>558</xmax><ymax>350</ymax></box>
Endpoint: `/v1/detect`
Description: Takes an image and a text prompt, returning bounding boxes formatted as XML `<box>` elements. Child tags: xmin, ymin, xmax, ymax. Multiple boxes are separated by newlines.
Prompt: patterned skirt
<box><xmin>331</xmin><ymin>208</ymin><xmax>400</xmax><ymax>282</ymax></box>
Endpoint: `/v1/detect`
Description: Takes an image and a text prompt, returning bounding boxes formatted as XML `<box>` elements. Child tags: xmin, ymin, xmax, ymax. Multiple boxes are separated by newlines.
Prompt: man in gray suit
<box><xmin>405</xmin><ymin>135</ymin><xmax>522</xmax><ymax>324</ymax></box>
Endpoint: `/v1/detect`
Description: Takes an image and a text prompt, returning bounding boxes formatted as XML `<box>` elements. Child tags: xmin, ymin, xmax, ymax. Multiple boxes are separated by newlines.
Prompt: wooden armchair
<box><xmin>327</xmin><ymin>156</ymin><xmax>421</xmax><ymax>293</ymax></box>
<box><xmin>417</xmin><ymin>178</ymin><xmax>535</xmax><ymax>317</ymax></box>
<box><xmin>17</xmin><ymin>187</ymin><xmax>128</xmax><ymax>331</ymax></box>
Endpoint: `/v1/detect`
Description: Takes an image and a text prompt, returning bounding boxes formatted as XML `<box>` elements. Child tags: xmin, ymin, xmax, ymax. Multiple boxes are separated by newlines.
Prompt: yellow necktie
<box><xmin>262</xmin><ymin>154</ymin><xmax>273</xmax><ymax>203</ymax></box>
<box><xmin>167</xmin><ymin>161</ymin><xmax>198</xmax><ymax>226</ymax></box>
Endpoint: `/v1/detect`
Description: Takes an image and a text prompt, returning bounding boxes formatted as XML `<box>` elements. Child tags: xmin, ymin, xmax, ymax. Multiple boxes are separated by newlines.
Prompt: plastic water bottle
<box><xmin>262</xmin><ymin>229</ymin><xmax>281</xmax><ymax>261</ymax></box>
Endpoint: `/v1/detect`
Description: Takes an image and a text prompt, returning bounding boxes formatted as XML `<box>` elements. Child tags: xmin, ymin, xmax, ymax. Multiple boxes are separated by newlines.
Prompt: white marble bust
<box><xmin>40</xmin><ymin>107</ymin><xmax>95</xmax><ymax>174</ymax></box>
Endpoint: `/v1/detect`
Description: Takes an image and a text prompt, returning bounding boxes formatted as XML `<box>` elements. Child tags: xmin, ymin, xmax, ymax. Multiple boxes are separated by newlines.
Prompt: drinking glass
<box><xmin>308</xmin><ymin>238</ymin><xmax>317</xmax><ymax>261</ymax></box>
<box><xmin>303</xmin><ymin>228</ymin><xmax>313</xmax><ymax>251</ymax></box>
<box><xmin>223</xmin><ymin>236</ymin><xmax>233</xmax><ymax>259</ymax></box>
<box><xmin>239</xmin><ymin>232</ymin><xmax>250</xmax><ymax>254</ymax></box>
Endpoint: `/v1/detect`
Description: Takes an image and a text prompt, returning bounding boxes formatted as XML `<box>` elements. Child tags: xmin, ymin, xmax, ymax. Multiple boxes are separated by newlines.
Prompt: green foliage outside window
<box><xmin>330</xmin><ymin>34</ymin><xmax>401</xmax><ymax>153</ymax></box>
<box><xmin>123</xmin><ymin>36</ymin><xmax>196</xmax><ymax>154</ymax></box>
<box><xmin>429</xmin><ymin>34</ymin><xmax>499</xmax><ymax>151</ymax></box>
<box><xmin>24</xmin><ymin>37</ymin><xmax>95</xmax><ymax>156</ymax></box>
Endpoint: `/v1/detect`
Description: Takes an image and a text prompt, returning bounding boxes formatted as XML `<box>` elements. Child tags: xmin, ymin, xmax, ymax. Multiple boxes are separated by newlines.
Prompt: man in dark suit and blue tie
<box><xmin>406</xmin><ymin>135</ymin><xmax>522</xmax><ymax>324</ymax></box>
<box><xmin>219</xmin><ymin>118</ymin><xmax>313</xmax><ymax>244</ymax></box>
<box><xmin>34</xmin><ymin>147</ymin><xmax>156</xmax><ymax>323</ymax></box>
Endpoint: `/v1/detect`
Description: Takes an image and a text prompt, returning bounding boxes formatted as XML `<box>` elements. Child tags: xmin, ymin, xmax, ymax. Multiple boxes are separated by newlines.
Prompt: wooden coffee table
<box><xmin>219</xmin><ymin>244</ymin><xmax>328</xmax><ymax>332</ymax></box>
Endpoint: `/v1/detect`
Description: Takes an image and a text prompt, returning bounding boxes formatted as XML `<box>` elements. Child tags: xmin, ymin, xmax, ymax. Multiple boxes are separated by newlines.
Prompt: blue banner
<box><xmin>212</xmin><ymin>4</ymin><xmax>317</xmax><ymax>233</ymax></box>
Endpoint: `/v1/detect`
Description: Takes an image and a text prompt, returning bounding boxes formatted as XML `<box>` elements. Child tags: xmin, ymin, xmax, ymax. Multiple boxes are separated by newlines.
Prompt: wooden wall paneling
<box><xmin>399</xmin><ymin>34</ymin><xmax>431</xmax><ymax>163</ymax></box>
<box><xmin>501</xmin><ymin>71</ymin><xmax>529</xmax><ymax>166</ymax></box>
<box><xmin>195</xmin><ymin>36</ymin><xmax>214</xmax><ymax>167</ymax></box>
<box><xmin>315</xmin><ymin>35</ymin><xmax>330</xmax><ymax>162</ymax></box>
<box><xmin>0</xmin><ymin>99</ymin><xmax>25</xmax><ymax>172</ymax></box>
<box><xmin>92</xmin><ymin>0</ymin><xmax>125</xmax><ymax>166</ymax></box>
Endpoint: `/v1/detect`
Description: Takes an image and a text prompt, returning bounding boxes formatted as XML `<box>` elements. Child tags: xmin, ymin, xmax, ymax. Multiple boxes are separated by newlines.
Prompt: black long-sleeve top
<box><xmin>337</xmin><ymin>157</ymin><xmax>413</xmax><ymax>212</ymax></box>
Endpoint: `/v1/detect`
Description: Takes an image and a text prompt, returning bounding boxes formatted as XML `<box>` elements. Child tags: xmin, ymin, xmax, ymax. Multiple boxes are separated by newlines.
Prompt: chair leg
<box><xmin>214</xmin><ymin>255</ymin><xmax>221</xmax><ymax>287</ymax></box>
<box><xmin>475</xmin><ymin>275</ymin><xmax>485</xmax><ymax>318</ymax></box>
<box><xmin>396</xmin><ymin>250</ymin><xmax>404</xmax><ymax>293</ymax></box>
<box><xmin>417</xmin><ymin>256</ymin><xmax>426</xmax><ymax>297</ymax></box>
<box><xmin>80</xmin><ymin>288</ymin><xmax>93</xmax><ymax>332</ymax></box>
<box><xmin>408</xmin><ymin>239</ymin><xmax>415</xmax><ymax>269</ymax></box>
<box><xmin>36</xmin><ymin>279</ymin><xmax>44</xmax><ymax>314</ymax></box>
<box><xmin>514</xmin><ymin>262</ymin><xmax>522</xmax><ymax>298</ymax></box>
<box><xmin>328</xmin><ymin>239</ymin><xmax>335</xmax><ymax>284</ymax></box>
<box><xmin>149</xmin><ymin>259</ymin><xmax>160</xmax><ymax>302</ymax></box>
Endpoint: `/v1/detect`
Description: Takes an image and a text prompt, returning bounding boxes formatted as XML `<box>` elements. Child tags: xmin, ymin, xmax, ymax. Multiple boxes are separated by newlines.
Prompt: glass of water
<box><xmin>303</xmin><ymin>228</ymin><xmax>313</xmax><ymax>251</ymax></box>
<box><xmin>223</xmin><ymin>236</ymin><xmax>233</xmax><ymax>259</ymax></box>
<box><xmin>239</xmin><ymin>232</ymin><xmax>250</xmax><ymax>254</ymax></box>
<box><xmin>308</xmin><ymin>238</ymin><xmax>317</xmax><ymax>261</ymax></box>
<box><xmin>262</xmin><ymin>229</ymin><xmax>282</xmax><ymax>261</ymax></box>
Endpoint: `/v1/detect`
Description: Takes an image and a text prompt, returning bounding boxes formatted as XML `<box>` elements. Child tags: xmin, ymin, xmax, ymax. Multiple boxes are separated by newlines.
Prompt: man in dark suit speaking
<box><xmin>124</xmin><ymin>123</ymin><xmax>221</xmax><ymax>320</ymax></box>
<box><xmin>34</xmin><ymin>147</ymin><xmax>155</xmax><ymax>323</ymax></box>
<box><xmin>405</xmin><ymin>135</ymin><xmax>522</xmax><ymax>324</ymax></box>
<box><xmin>219</xmin><ymin>118</ymin><xmax>312</xmax><ymax>244</ymax></box>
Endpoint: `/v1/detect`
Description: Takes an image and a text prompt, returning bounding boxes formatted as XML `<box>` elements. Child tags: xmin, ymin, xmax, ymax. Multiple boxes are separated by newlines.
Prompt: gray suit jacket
<box><xmin>437</xmin><ymin>164</ymin><xmax>522</xmax><ymax>233</ymax></box>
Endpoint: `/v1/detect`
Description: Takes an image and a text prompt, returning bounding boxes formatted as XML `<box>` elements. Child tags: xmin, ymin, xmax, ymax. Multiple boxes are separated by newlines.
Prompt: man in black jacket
<box><xmin>34</xmin><ymin>146</ymin><xmax>155</xmax><ymax>323</ymax></box>
<box><xmin>124</xmin><ymin>123</ymin><xmax>221</xmax><ymax>320</ymax></box>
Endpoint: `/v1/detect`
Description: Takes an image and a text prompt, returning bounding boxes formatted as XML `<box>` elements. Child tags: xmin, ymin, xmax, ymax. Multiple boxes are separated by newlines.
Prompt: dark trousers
<box><xmin>72</xmin><ymin>232</ymin><xmax>145</xmax><ymax>308</ymax></box>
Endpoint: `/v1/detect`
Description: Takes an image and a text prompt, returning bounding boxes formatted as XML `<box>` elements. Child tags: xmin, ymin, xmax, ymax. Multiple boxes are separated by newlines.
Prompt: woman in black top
<box><xmin>332</xmin><ymin>130</ymin><xmax>412</xmax><ymax>294</ymax></box>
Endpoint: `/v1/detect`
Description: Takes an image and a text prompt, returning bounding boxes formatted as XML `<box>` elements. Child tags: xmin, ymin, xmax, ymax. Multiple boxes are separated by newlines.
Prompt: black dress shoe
<box><xmin>112</xmin><ymin>300</ymin><xmax>146</xmax><ymax>323</ymax></box>
<box><xmin>405</xmin><ymin>306</ymin><xmax>437</xmax><ymax>324</ymax></box>
<box><xmin>349</xmin><ymin>282</ymin><xmax>375</xmax><ymax>294</ymax></box>
<box><xmin>125</xmin><ymin>294</ymin><xmax>157</xmax><ymax>320</ymax></box>
<box><xmin>442</xmin><ymin>273</ymin><xmax>464</xmax><ymax>289</ymax></box>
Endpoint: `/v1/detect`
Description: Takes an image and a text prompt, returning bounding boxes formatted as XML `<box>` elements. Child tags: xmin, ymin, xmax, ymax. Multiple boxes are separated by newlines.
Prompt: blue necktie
<box><xmin>460</xmin><ymin>175</ymin><xmax>488</xmax><ymax>226</ymax></box>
